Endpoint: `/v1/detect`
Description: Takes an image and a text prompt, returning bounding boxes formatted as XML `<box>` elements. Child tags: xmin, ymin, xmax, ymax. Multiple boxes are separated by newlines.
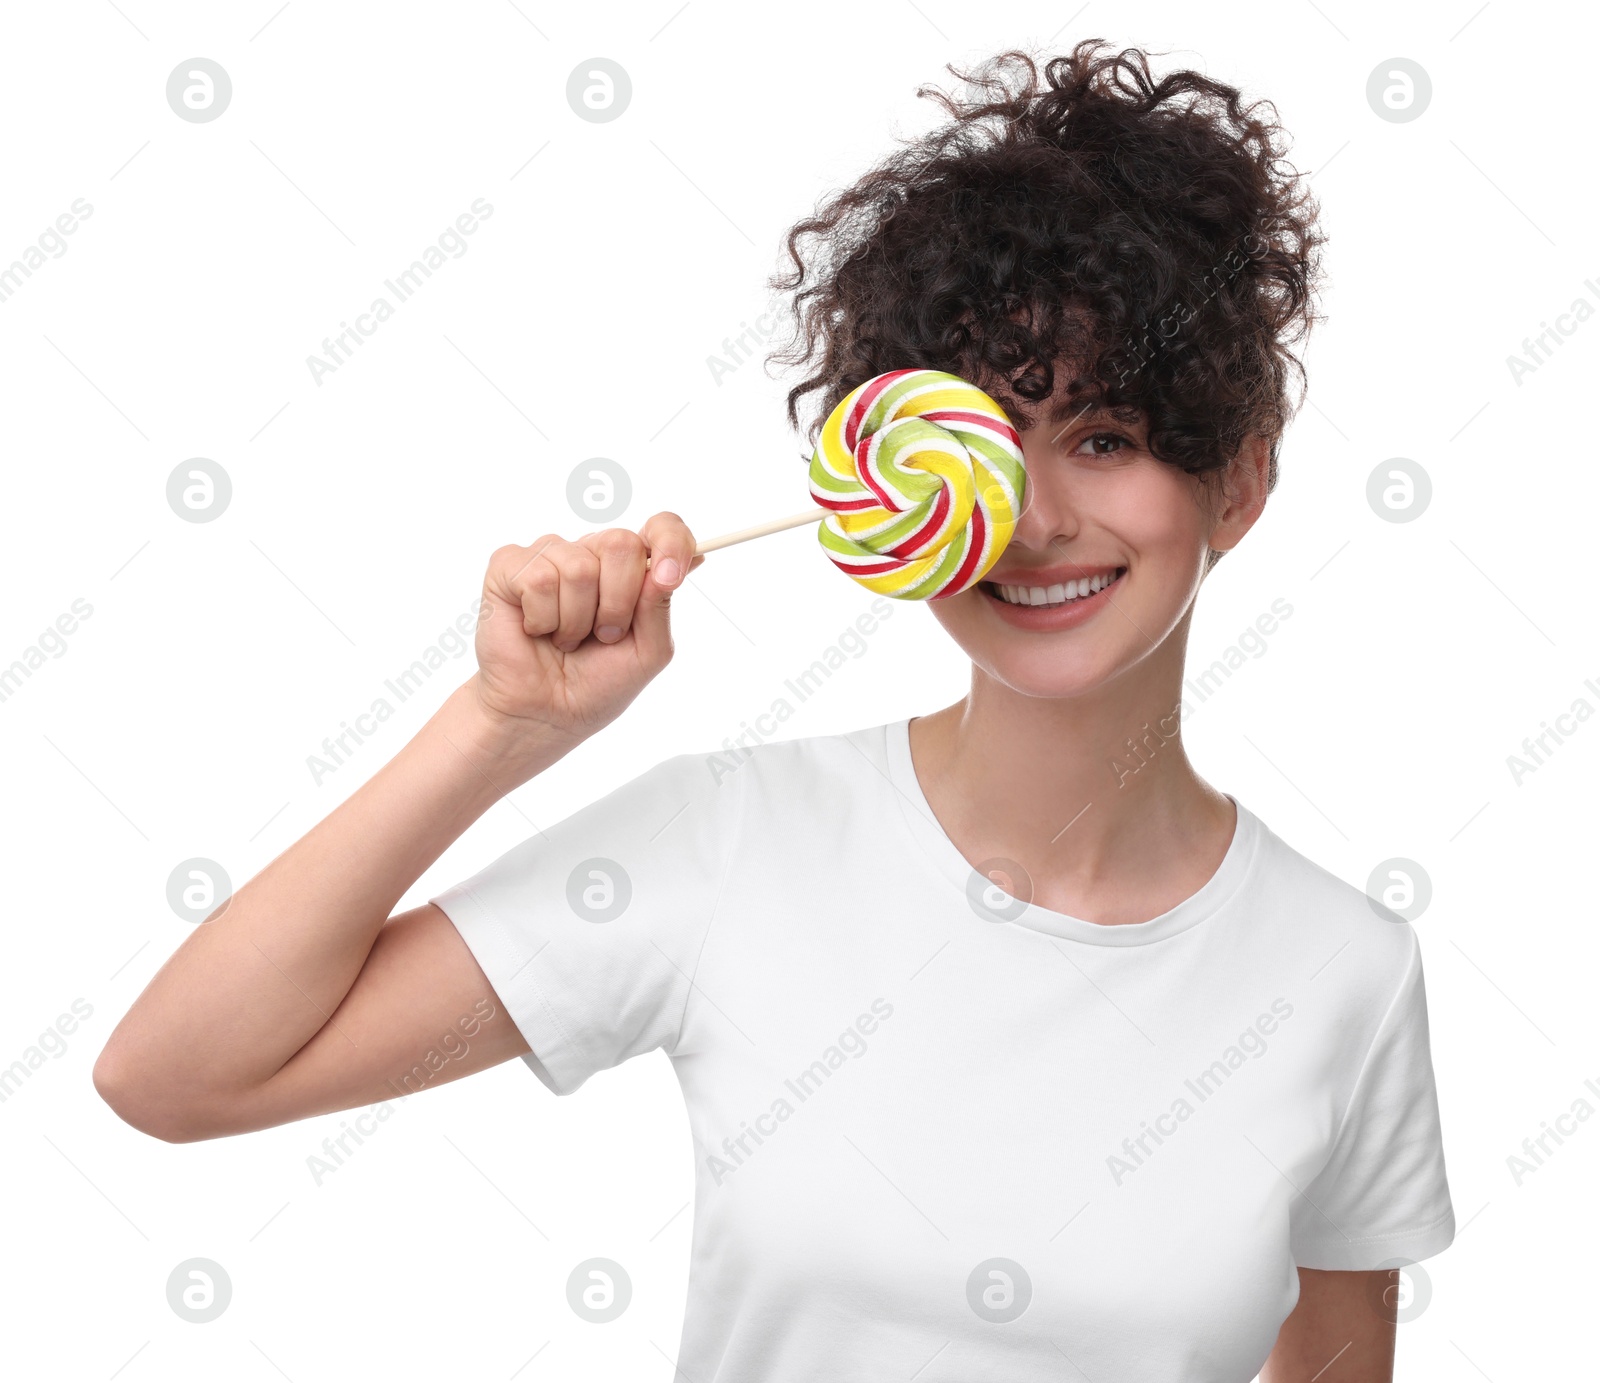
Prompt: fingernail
<box><xmin>596</xmin><ymin>625</ymin><xmax>622</xmax><ymax>643</ymax></box>
<box><xmin>655</xmin><ymin>558</ymin><xmax>681</xmax><ymax>586</ymax></box>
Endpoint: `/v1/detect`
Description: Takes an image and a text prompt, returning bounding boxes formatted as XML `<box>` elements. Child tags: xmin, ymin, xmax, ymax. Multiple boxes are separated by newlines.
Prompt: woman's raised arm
<box><xmin>92</xmin><ymin>516</ymin><xmax>701</xmax><ymax>1141</ymax></box>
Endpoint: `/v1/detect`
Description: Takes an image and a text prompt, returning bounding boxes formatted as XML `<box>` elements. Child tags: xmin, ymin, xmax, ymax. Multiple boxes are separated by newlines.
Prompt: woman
<box><xmin>95</xmin><ymin>40</ymin><xmax>1454</xmax><ymax>1382</ymax></box>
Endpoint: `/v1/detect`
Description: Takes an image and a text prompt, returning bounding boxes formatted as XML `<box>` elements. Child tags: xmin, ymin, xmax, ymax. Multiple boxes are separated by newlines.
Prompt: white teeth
<box><xmin>993</xmin><ymin>571</ymin><xmax>1119</xmax><ymax>607</ymax></box>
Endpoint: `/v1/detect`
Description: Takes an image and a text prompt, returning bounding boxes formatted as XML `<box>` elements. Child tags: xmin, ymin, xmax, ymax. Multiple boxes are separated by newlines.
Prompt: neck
<box><xmin>909</xmin><ymin>620</ymin><xmax>1235</xmax><ymax>920</ymax></box>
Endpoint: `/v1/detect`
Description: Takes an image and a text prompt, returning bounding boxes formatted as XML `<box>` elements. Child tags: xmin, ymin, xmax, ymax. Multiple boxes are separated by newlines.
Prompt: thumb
<box><xmin>632</xmin><ymin>550</ymin><xmax>704</xmax><ymax>668</ymax></box>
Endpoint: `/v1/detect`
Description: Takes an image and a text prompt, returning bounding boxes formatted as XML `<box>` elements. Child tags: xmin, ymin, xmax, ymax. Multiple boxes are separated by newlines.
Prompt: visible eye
<box><xmin>1074</xmin><ymin>430</ymin><xmax>1134</xmax><ymax>457</ymax></box>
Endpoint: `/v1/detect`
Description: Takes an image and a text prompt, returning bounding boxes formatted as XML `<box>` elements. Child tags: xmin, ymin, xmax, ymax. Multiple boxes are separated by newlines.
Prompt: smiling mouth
<box><xmin>983</xmin><ymin>567</ymin><xmax>1127</xmax><ymax>608</ymax></box>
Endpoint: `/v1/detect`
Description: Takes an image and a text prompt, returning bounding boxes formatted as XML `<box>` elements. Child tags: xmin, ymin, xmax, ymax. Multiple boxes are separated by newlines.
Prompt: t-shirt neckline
<box><xmin>883</xmin><ymin>716</ymin><xmax>1261</xmax><ymax>946</ymax></box>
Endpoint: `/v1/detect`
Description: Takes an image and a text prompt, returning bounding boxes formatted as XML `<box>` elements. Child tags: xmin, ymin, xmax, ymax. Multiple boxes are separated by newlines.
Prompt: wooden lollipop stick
<box><xmin>692</xmin><ymin>506</ymin><xmax>827</xmax><ymax>555</ymax></box>
<box><xmin>644</xmin><ymin>506</ymin><xmax>827</xmax><ymax>568</ymax></box>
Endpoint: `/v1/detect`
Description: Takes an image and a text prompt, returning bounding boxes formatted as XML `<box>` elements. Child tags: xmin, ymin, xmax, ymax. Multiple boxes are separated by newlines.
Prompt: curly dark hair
<box><xmin>766</xmin><ymin>40</ymin><xmax>1326</xmax><ymax>567</ymax></box>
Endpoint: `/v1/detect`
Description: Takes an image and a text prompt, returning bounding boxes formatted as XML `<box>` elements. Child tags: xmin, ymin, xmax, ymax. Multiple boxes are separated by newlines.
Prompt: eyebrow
<box><xmin>1048</xmin><ymin>398</ymin><xmax>1108</xmax><ymax>423</ymax></box>
<box><xmin>1046</xmin><ymin>395</ymin><xmax>1148</xmax><ymax>430</ymax></box>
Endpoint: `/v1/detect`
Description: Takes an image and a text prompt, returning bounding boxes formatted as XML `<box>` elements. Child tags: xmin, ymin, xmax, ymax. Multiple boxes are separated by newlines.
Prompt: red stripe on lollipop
<box><xmin>935</xmin><ymin>502</ymin><xmax>986</xmax><ymax>596</ymax></box>
<box><xmin>887</xmin><ymin>483</ymin><xmax>951</xmax><ymax>558</ymax></box>
<box><xmin>855</xmin><ymin>425</ymin><xmax>905</xmax><ymax>513</ymax></box>
<box><xmin>809</xmin><ymin>488</ymin><xmax>877</xmax><ymax>513</ymax></box>
<box><xmin>831</xmin><ymin>556</ymin><xmax>903</xmax><ymax>577</ymax></box>
<box><xmin>920</xmin><ymin>406</ymin><xmax>1022</xmax><ymax>438</ymax></box>
<box><xmin>843</xmin><ymin>370</ymin><xmax>916</xmax><ymax>452</ymax></box>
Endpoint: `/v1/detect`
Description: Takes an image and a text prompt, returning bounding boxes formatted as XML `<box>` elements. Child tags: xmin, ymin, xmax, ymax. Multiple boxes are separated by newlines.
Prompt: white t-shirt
<box><xmin>430</xmin><ymin>719</ymin><xmax>1455</xmax><ymax>1381</ymax></box>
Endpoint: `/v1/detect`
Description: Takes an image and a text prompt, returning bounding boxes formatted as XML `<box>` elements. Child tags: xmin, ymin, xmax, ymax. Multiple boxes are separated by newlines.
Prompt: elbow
<box><xmin>92</xmin><ymin>1047</ymin><xmax>214</xmax><ymax>1145</ymax></box>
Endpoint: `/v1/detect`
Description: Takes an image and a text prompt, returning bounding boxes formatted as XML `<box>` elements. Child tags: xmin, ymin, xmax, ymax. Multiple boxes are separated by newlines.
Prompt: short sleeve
<box><xmin>1290</xmin><ymin>927</ymin><xmax>1456</xmax><ymax>1270</ymax></box>
<box><xmin>429</xmin><ymin>750</ymin><xmax>742</xmax><ymax>1096</ymax></box>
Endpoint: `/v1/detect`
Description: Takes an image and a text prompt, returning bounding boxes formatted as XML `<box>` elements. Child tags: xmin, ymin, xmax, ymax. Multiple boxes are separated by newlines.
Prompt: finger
<box><xmin>485</xmin><ymin>539</ymin><xmax>561</xmax><ymax>640</ymax></box>
<box><xmin>632</xmin><ymin>512</ymin><xmax>697</xmax><ymax>667</ymax></box>
<box><xmin>580</xmin><ymin>528</ymin><xmax>649</xmax><ymax>644</ymax></box>
<box><xmin>542</xmin><ymin>542</ymin><xmax>602</xmax><ymax>651</ymax></box>
<box><xmin>639</xmin><ymin>511</ymin><xmax>697</xmax><ymax>594</ymax></box>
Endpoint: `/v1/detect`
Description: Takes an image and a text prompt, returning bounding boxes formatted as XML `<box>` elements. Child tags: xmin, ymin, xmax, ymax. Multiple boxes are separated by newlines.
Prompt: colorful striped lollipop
<box><xmin>806</xmin><ymin>369</ymin><xmax>1027</xmax><ymax>600</ymax></box>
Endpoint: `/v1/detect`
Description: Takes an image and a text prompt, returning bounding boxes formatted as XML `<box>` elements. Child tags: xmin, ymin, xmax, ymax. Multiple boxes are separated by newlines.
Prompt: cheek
<box><xmin>1096</xmin><ymin>466</ymin><xmax>1210</xmax><ymax>551</ymax></box>
<box><xmin>1017</xmin><ymin>459</ymin><xmax>1207</xmax><ymax>551</ymax></box>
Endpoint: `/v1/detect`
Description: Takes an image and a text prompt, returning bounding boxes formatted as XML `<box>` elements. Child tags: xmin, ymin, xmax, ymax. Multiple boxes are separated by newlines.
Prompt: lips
<box><xmin>977</xmin><ymin>566</ymin><xmax>1127</xmax><ymax>628</ymax></box>
<box><xmin>988</xmin><ymin>568</ymin><xmax>1122</xmax><ymax>607</ymax></box>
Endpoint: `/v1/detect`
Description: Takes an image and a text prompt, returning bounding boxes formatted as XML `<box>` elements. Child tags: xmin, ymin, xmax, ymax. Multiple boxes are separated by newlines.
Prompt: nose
<box><xmin>1006</xmin><ymin>427</ymin><xmax>1078</xmax><ymax>553</ymax></box>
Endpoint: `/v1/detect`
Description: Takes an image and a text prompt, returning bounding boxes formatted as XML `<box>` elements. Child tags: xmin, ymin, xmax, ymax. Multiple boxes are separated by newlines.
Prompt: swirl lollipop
<box><xmin>651</xmin><ymin>369</ymin><xmax>1026</xmax><ymax>600</ymax></box>
<box><xmin>806</xmin><ymin>369</ymin><xmax>1026</xmax><ymax>600</ymax></box>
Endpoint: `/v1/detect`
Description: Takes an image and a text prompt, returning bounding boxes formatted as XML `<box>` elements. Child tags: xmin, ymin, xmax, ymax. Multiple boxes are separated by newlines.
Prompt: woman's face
<box><xmin>926</xmin><ymin>388</ymin><xmax>1268</xmax><ymax>700</ymax></box>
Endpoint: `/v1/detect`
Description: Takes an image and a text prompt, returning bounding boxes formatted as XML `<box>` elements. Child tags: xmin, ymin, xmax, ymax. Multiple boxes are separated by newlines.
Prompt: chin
<box><xmin>928</xmin><ymin>614</ymin><xmax>1126</xmax><ymax>700</ymax></box>
<box><xmin>969</xmin><ymin>648</ymin><xmax>1128</xmax><ymax>701</ymax></box>
<box><xmin>927</xmin><ymin>576</ymin><xmax>1169</xmax><ymax>701</ymax></box>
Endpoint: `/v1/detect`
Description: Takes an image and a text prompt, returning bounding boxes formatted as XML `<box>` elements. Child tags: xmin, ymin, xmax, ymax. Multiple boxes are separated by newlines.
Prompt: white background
<box><xmin>1</xmin><ymin>0</ymin><xmax>1593</xmax><ymax>1378</ymax></box>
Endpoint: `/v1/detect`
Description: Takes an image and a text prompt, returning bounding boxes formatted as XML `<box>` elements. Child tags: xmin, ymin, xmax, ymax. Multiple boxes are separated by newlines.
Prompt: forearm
<box><xmin>96</xmin><ymin>678</ymin><xmax>568</xmax><ymax>1119</ymax></box>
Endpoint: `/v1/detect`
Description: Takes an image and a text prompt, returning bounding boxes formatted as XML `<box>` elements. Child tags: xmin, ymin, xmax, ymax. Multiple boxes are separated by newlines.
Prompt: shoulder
<box><xmin>695</xmin><ymin>719</ymin><xmax>898</xmax><ymax>797</ymax></box>
<box><xmin>1240</xmin><ymin>804</ymin><xmax>1424</xmax><ymax>1009</ymax></box>
<box><xmin>587</xmin><ymin>720</ymin><xmax>899</xmax><ymax>849</ymax></box>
